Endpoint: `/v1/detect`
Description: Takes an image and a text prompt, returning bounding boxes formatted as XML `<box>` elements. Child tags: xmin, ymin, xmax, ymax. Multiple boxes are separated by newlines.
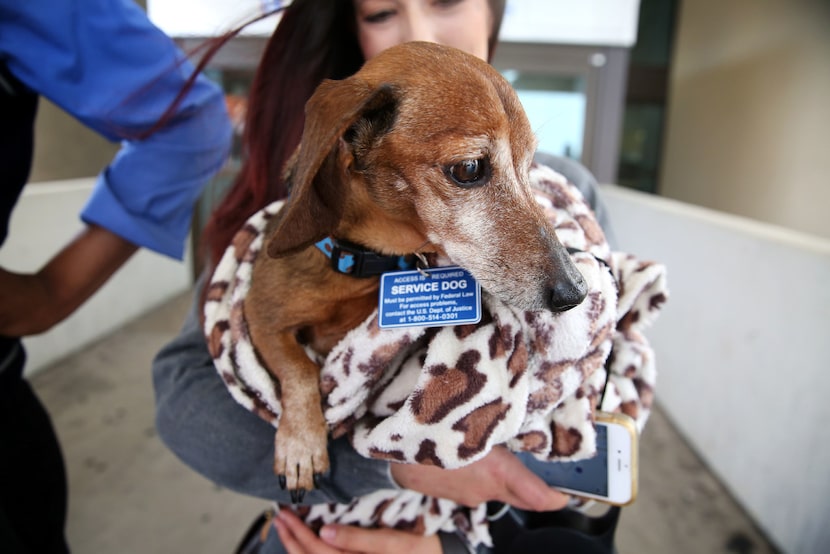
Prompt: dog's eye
<box><xmin>447</xmin><ymin>158</ymin><xmax>488</xmax><ymax>187</ymax></box>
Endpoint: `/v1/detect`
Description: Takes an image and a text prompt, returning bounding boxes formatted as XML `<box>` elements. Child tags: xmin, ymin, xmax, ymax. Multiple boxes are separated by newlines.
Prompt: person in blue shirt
<box><xmin>0</xmin><ymin>0</ymin><xmax>232</xmax><ymax>551</ymax></box>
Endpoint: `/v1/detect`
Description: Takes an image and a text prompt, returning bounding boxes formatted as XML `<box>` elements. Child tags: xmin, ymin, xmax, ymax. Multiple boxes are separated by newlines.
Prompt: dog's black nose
<box><xmin>548</xmin><ymin>273</ymin><xmax>588</xmax><ymax>313</ymax></box>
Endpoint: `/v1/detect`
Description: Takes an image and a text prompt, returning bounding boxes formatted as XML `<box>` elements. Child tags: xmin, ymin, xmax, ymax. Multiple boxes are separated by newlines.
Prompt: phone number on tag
<box><xmin>405</xmin><ymin>313</ymin><xmax>460</xmax><ymax>323</ymax></box>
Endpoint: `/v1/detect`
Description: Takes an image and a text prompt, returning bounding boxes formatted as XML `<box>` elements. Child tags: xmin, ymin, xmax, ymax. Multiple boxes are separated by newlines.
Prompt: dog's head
<box><xmin>268</xmin><ymin>41</ymin><xmax>587</xmax><ymax>313</ymax></box>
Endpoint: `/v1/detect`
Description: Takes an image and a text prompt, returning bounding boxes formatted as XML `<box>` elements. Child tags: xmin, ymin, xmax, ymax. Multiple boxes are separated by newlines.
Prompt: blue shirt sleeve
<box><xmin>0</xmin><ymin>0</ymin><xmax>232</xmax><ymax>259</ymax></box>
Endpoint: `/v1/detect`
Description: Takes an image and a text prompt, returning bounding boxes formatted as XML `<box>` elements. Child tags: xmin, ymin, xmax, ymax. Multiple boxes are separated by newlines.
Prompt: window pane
<box><xmin>501</xmin><ymin>70</ymin><xmax>587</xmax><ymax>161</ymax></box>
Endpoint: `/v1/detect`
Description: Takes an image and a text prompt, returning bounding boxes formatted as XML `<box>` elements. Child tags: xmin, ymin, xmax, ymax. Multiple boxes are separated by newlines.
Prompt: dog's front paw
<box><xmin>274</xmin><ymin>414</ymin><xmax>329</xmax><ymax>503</ymax></box>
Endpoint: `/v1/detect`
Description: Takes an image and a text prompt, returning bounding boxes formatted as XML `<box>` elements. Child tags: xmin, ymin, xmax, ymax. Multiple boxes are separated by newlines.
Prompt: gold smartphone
<box><xmin>518</xmin><ymin>411</ymin><xmax>639</xmax><ymax>506</ymax></box>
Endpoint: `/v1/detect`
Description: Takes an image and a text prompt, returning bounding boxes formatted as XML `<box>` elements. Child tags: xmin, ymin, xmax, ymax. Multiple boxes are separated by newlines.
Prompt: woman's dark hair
<box><xmin>488</xmin><ymin>0</ymin><xmax>506</xmax><ymax>58</ymax></box>
<box><xmin>202</xmin><ymin>0</ymin><xmax>508</xmax><ymax>268</ymax></box>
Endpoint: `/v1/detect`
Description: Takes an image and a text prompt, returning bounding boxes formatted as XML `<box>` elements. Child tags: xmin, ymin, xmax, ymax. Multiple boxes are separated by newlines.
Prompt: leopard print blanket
<box><xmin>204</xmin><ymin>163</ymin><xmax>668</xmax><ymax>549</ymax></box>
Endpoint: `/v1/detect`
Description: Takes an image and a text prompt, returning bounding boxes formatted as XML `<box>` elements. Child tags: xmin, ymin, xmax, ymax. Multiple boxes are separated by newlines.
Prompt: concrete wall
<box><xmin>0</xmin><ymin>179</ymin><xmax>192</xmax><ymax>375</ymax></box>
<box><xmin>602</xmin><ymin>184</ymin><xmax>830</xmax><ymax>554</ymax></box>
<box><xmin>660</xmin><ymin>0</ymin><xmax>830</xmax><ymax>240</ymax></box>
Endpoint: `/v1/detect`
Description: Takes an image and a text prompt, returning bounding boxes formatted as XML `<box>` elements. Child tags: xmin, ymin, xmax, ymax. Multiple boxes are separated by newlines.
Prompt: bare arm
<box><xmin>272</xmin><ymin>448</ymin><xmax>569</xmax><ymax>554</ymax></box>
<box><xmin>390</xmin><ymin>445</ymin><xmax>570</xmax><ymax>511</ymax></box>
<box><xmin>0</xmin><ymin>224</ymin><xmax>137</xmax><ymax>336</ymax></box>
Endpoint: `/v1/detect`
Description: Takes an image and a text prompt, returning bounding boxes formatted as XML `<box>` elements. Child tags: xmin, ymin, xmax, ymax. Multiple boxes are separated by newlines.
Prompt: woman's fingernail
<box><xmin>319</xmin><ymin>525</ymin><xmax>336</xmax><ymax>541</ymax></box>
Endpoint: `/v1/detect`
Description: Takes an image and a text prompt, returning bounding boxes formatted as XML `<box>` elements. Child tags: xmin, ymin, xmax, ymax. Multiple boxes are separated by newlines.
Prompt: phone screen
<box><xmin>517</xmin><ymin>423</ymin><xmax>609</xmax><ymax>496</ymax></box>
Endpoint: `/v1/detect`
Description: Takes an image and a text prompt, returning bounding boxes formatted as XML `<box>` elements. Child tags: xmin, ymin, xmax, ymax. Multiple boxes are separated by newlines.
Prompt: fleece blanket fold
<box><xmin>204</xmin><ymin>163</ymin><xmax>668</xmax><ymax>548</ymax></box>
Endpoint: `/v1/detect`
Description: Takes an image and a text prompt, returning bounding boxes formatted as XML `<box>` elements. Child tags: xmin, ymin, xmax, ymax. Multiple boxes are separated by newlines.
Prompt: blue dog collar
<box><xmin>315</xmin><ymin>237</ymin><xmax>413</xmax><ymax>278</ymax></box>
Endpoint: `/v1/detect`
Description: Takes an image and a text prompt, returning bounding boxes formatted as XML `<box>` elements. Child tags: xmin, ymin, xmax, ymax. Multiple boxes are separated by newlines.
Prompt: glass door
<box><xmin>501</xmin><ymin>71</ymin><xmax>587</xmax><ymax>161</ymax></box>
<box><xmin>493</xmin><ymin>42</ymin><xmax>630</xmax><ymax>184</ymax></box>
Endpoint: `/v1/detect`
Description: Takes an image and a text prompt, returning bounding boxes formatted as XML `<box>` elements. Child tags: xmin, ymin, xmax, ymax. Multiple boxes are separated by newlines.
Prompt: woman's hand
<box><xmin>391</xmin><ymin>445</ymin><xmax>570</xmax><ymax>511</ymax></box>
<box><xmin>274</xmin><ymin>509</ymin><xmax>442</xmax><ymax>554</ymax></box>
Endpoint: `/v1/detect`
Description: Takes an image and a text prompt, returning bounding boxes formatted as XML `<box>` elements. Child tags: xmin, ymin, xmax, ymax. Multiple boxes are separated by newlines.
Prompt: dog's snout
<box><xmin>548</xmin><ymin>266</ymin><xmax>588</xmax><ymax>313</ymax></box>
<box><xmin>540</xmin><ymin>230</ymin><xmax>589</xmax><ymax>313</ymax></box>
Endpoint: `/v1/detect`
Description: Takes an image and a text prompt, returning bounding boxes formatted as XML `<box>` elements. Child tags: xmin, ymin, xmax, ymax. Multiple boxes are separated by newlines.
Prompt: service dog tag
<box><xmin>378</xmin><ymin>266</ymin><xmax>482</xmax><ymax>329</ymax></box>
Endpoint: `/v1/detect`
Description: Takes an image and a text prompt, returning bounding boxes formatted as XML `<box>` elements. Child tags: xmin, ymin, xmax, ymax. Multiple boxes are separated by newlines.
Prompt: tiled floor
<box><xmin>29</xmin><ymin>291</ymin><xmax>780</xmax><ymax>553</ymax></box>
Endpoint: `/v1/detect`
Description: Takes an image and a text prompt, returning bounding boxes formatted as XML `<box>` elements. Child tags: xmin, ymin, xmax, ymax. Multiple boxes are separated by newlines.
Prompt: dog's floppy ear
<box><xmin>266</xmin><ymin>80</ymin><xmax>397</xmax><ymax>258</ymax></box>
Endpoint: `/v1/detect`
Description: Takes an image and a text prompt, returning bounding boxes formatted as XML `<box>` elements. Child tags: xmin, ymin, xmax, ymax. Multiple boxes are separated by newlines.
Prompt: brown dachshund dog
<box><xmin>244</xmin><ymin>41</ymin><xmax>588</xmax><ymax>501</ymax></box>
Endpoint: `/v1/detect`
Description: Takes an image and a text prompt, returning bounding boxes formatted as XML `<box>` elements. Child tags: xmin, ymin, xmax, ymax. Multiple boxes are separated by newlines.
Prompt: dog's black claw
<box><xmin>278</xmin><ymin>475</ymin><xmax>286</xmax><ymax>490</ymax></box>
<box><xmin>313</xmin><ymin>473</ymin><xmax>324</xmax><ymax>489</ymax></box>
<box><xmin>289</xmin><ymin>488</ymin><xmax>306</xmax><ymax>504</ymax></box>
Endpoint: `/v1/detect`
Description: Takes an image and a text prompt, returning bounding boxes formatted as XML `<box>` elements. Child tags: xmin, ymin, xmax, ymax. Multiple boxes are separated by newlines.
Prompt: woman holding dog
<box><xmin>153</xmin><ymin>0</ymin><xmax>616</xmax><ymax>552</ymax></box>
